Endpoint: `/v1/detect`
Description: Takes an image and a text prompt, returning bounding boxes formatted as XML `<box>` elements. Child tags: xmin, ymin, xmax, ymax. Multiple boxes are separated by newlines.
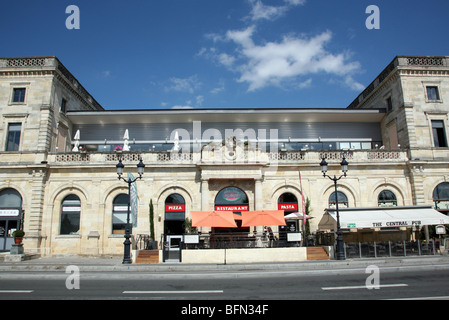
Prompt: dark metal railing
<box><xmin>343</xmin><ymin>240</ymin><xmax>436</xmax><ymax>259</ymax></box>
<box><xmin>184</xmin><ymin>231</ymin><xmax>302</xmax><ymax>249</ymax></box>
<box><xmin>136</xmin><ymin>234</ymin><xmax>158</xmax><ymax>250</ymax></box>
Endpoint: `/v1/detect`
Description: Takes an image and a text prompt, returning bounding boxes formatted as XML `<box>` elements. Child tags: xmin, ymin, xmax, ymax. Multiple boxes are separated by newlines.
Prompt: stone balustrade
<box><xmin>45</xmin><ymin>149</ymin><xmax>411</xmax><ymax>166</ymax></box>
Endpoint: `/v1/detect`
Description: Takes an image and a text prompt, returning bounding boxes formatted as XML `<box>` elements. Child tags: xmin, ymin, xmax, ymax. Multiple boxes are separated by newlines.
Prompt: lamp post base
<box><xmin>335</xmin><ymin>232</ymin><xmax>345</xmax><ymax>260</ymax></box>
<box><xmin>122</xmin><ymin>232</ymin><xmax>132</xmax><ymax>264</ymax></box>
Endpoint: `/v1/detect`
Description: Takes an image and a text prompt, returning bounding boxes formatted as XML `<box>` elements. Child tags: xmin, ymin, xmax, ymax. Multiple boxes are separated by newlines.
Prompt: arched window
<box><xmin>112</xmin><ymin>194</ymin><xmax>129</xmax><ymax>234</ymax></box>
<box><xmin>60</xmin><ymin>194</ymin><xmax>81</xmax><ymax>235</ymax></box>
<box><xmin>215</xmin><ymin>187</ymin><xmax>249</xmax><ymax>207</ymax></box>
<box><xmin>278</xmin><ymin>192</ymin><xmax>298</xmax><ymax>213</ymax></box>
<box><xmin>378</xmin><ymin>190</ymin><xmax>397</xmax><ymax>207</ymax></box>
<box><xmin>0</xmin><ymin>188</ymin><xmax>22</xmax><ymax>208</ymax></box>
<box><xmin>433</xmin><ymin>182</ymin><xmax>449</xmax><ymax>214</ymax></box>
<box><xmin>329</xmin><ymin>191</ymin><xmax>348</xmax><ymax>208</ymax></box>
<box><xmin>214</xmin><ymin>187</ymin><xmax>249</xmax><ymax>231</ymax></box>
<box><xmin>165</xmin><ymin>193</ymin><xmax>185</xmax><ymax>205</ymax></box>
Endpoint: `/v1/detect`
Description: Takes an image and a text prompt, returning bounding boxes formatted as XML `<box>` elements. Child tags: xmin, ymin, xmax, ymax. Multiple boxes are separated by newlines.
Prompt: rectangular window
<box><xmin>6</xmin><ymin>123</ymin><xmax>22</xmax><ymax>151</ymax></box>
<box><xmin>12</xmin><ymin>88</ymin><xmax>26</xmax><ymax>103</ymax></box>
<box><xmin>427</xmin><ymin>86</ymin><xmax>440</xmax><ymax>101</ymax></box>
<box><xmin>386</xmin><ymin>96</ymin><xmax>393</xmax><ymax>112</ymax></box>
<box><xmin>61</xmin><ymin>98</ymin><xmax>67</xmax><ymax>113</ymax></box>
<box><xmin>432</xmin><ymin>120</ymin><xmax>448</xmax><ymax>148</ymax></box>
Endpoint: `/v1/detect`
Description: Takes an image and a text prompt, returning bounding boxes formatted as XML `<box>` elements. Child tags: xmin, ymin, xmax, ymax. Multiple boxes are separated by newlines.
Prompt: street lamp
<box><xmin>116</xmin><ymin>158</ymin><xmax>145</xmax><ymax>264</ymax></box>
<box><xmin>320</xmin><ymin>156</ymin><xmax>348</xmax><ymax>260</ymax></box>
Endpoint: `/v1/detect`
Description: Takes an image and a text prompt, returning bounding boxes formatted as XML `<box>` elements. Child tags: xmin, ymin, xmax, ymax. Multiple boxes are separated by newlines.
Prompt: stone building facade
<box><xmin>0</xmin><ymin>55</ymin><xmax>448</xmax><ymax>256</ymax></box>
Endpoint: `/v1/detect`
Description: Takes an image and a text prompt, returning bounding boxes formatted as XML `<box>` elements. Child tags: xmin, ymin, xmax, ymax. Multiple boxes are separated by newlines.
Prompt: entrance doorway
<box><xmin>164</xmin><ymin>193</ymin><xmax>185</xmax><ymax>235</ymax></box>
<box><xmin>278</xmin><ymin>192</ymin><xmax>299</xmax><ymax>240</ymax></box>
<box><xmin>164</xmin><ymin>235</ymin><xmax>183</xmax><ymax>262</ymax></box>
<box><xmin>163</xmin><ymin>194</ymin><xmax>185</xmax><ymax>262</ymax></box>
<box><xmin>0</xmin><ymin>189</ymin><xmax>23</xmax><ymax>252</ymax></box>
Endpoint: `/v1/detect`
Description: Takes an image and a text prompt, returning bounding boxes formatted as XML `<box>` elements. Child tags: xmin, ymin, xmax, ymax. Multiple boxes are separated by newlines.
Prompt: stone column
<box><xmin>201</xmin><ymin>179</ymin><xmax>209</xmax><ymax>211</ymax></box>
<box><xmin>254</xmin><ymin>179</ymin><xmax>263</xmax><ymax>210</ymax></box>
<box><xmin>254</xmin><ymin>178</ymin><xmax>263</xmax><ymax>234</ymax></box>
<box><xmin>201</xmin><ymin>179</ymin><xmax>211</xmax><ymax>233</ymax></box>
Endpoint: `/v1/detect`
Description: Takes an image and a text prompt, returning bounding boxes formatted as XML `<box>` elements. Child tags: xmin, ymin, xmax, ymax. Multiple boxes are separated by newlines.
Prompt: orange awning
<box><xmin>241</xmin><ymin>210</ymin><xmax>286</xmax><ymax>227</ymax></box>
<box><xmin>233</xmin><ymin>212</ymin><xmax>243</xmax><ymax>220</ymax></box>
<box><xmin>190</xmin><ymin>211</ymin><xmax>238</xmax><ymax>228</ymax></box>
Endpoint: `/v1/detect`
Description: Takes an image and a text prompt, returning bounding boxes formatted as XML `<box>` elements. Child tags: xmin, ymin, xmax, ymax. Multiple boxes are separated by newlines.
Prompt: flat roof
<box><xmin>67</xmin><ymin>108</ymin><xmax>386</xmax><ymax>125</ymax></box>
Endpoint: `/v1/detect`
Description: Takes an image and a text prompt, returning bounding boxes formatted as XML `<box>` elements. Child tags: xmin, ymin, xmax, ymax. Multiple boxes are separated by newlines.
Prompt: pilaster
<box><xmin>25</xmin><ymin>168</ymin><xmax>47</xmax><ymax>254</ymax></box>
<box><xmin>409</xmin><ymin>165</ymin><xmax>426</xmax><ymax>205</ymax></box>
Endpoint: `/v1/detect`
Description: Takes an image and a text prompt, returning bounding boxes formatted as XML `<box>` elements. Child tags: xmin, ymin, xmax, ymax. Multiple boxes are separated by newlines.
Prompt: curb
<box><xmin>1</xmin><ymin>255</ymin><xmax>448</xmax><ymax>273</ymax></box>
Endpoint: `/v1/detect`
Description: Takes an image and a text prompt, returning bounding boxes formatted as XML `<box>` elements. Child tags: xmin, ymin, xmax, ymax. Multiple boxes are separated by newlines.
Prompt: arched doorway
<box><xmin>0</xmin><ymin>188</ymin><xmax>23</xmax><ymax>251</ymax></box>
<box><xmin>164</xmin><ymin>193</ymin><xmax>186</xmax><ymax>235</ymax></box>
<box><xmin>214</xmin><ymin>187</ymin><xmax>249</xmax><ymax>232</ymax></box>
<box><xmin>278</xmin><ymin>192</ymin><xmax>299</xmax><ymax>239</ymax></box>
<box><xmin>163</xmin><ymin>193</ymin><xmax>186</xmax><ymax>262</ymax></box>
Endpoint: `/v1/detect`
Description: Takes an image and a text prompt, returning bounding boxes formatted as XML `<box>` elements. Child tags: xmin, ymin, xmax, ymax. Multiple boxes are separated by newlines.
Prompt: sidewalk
<box><xmin>1</xmin><ymin>252</ymin><xmax>449</xmax><ymax>274</ymax></box>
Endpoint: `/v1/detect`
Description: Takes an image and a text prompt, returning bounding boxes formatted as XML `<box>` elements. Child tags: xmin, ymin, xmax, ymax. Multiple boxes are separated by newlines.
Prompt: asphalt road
<box><xmin>1</xmin><ymin>268</ymin><xmax>449</xmax><ymax>302</ymax></box>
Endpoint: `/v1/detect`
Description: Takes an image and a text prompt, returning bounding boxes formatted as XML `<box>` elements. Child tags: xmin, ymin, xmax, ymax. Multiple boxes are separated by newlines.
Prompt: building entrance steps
<box><xmin>135</xmin><ymin>250</ymin><xmax>159</xmax><ymax>263</ymax></box>
<box><xmin>306</xmin><ymin>247</ymin><xmax>329</xmax><ymax>260</ymax></box>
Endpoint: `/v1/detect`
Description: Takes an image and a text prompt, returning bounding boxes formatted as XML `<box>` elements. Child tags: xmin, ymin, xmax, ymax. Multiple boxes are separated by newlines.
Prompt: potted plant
<box><xmin>79</xmin><ymin>146</ymin><xmax>87</xmax><ymax>153</ymax></box>
<box><xmin>184</xmin><ymin>217</ymin><xmax>197</xmax><ymax>234</ymax></box>
<box><xmin>148</xmin><ymin>200</ymin><xmax>158</xmax><ymax>249</ymax></box>
<box><xmin>12</xmin><ymin>230</ymin><xmax>25</xmax><ymax>244</ymax></box>
<box><xmin>114</xmin><ymin>146</ymin><xmax>123</xmax><ymax>153</ymax></box>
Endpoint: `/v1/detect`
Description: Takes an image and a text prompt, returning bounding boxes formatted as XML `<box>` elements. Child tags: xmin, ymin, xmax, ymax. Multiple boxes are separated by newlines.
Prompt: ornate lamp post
<box><xmin>116</xmin><ymin>158</ymin><xmax>145</xmax><ymax>264</ymax></box>
<box><xmin>320</xmin><ymin>156</ymin><xmax>348</xmax><ymax>260</ymax></box>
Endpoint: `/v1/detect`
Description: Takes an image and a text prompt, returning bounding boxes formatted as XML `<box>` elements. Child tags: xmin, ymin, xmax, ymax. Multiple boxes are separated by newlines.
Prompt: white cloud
<box><xmin>344</xmin><ymin>76</ymin><xmax>365</xmax><ymax>91</ymax></box>
<box><xmin>218</xmin><ymin>53</ymin><xmax>236</xmax><ymax>67</ymax></box>
<box><xmin>167</xmin><ymin>95</ymin><xmax>204</xmax><ymax>110</ymax></box>
<box><xmin>165</xmin><ymin>75</ymin><xmax>202</xmax><ymax>93</ymax></box>
<box><xmin>298</xmin><ymin>78</ymin><xmax>312</xmax><ymax>89</ymax></box>
<box><xmin>199</xmin><ymin>0</ymin><xmax>363</xmax><ymax>93</ymax></box>
<box><xmin>196</xmin><ymin>95</ymin><xmax>204</xmax><ymax>106</ymax></box>
<box><xmin>219</xmin><ymin>27</ymin><xmax>362</xmax><ymax>91</ymax></box>
<box><xmin>226</xmin><ymin>25</ymin><xmax>256</xmax><ymax>48</ymax></box>
<box><xmin>101</xmin><ymin>70</ymin><xmax>111</xmax><ymax>78</ymax></box>
<box><xmin>284</xmin><ymin>0</ymin><xmax>306</xmax><ymax>5</ymax></box>
<box><xmin>210</xmin><ymin>80</ymin><xmax>225</xmax><ymax>94</ymax></box>
<box><xmin>247</xmin><ymin>0</ymin><xmax>306</xmax><ymax>21</ymax></box>
<box><xmin>171</xmin><ymin>105</ymin><xmax>194</xmax><ymax>109</ymax></box>
<box><xmin>248</xmin><ymin>0</ymin><xmax>288</xmax><ymax>21</ymax></box>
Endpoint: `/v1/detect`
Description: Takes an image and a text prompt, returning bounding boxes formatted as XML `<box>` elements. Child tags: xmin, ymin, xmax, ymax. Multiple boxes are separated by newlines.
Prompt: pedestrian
<box><xmin>266</xmin><ymin>226</ymin><xmax>274</xmax><ymax>247</ymax></box>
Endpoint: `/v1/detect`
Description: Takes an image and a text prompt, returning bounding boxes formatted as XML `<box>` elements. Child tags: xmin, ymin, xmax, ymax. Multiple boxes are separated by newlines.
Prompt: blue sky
<box><xmin>2</xmin><ymin>0</ymin><xmax>449</xmax><ymax>110</ymax></box>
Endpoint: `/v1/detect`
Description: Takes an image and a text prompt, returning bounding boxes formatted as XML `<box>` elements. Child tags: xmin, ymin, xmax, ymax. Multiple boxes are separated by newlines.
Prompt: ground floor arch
<box><xmin>214</xmin><ymin>186</ymin><xmax>249</xmax><ymax>232</ymax></box>
<box><xmin>0</xmin><ymin>188</ymin><xmax>23</xmax><ymax>252</ymax></box>
<box><xmin>164</xmin><ymin>193</ymin><xmax>186</xmax><ymax>235</ymax></box>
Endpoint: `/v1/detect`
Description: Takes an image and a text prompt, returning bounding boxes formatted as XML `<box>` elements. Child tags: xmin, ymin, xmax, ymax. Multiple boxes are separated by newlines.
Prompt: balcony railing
<box><xmin>47</xmin><ymin>149</ymin><xmax>409</xmax><ymax>166</ymax></box>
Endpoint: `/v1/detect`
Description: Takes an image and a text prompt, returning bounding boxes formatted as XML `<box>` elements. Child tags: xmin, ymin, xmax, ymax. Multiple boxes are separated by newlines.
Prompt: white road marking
<box><xmin>322</xmin><ymin>284</ymin><xmax>408</xmax><ymax>290</ymax></box>
<box><xmin>388</xmin><ymin>296</ymin><xmax>449</xmax><ymax>300</ymax></box>
<box><xmin>123</xmin><ymin>290</ymin><xmax>223</xmax><ymax>294</ymax></box>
